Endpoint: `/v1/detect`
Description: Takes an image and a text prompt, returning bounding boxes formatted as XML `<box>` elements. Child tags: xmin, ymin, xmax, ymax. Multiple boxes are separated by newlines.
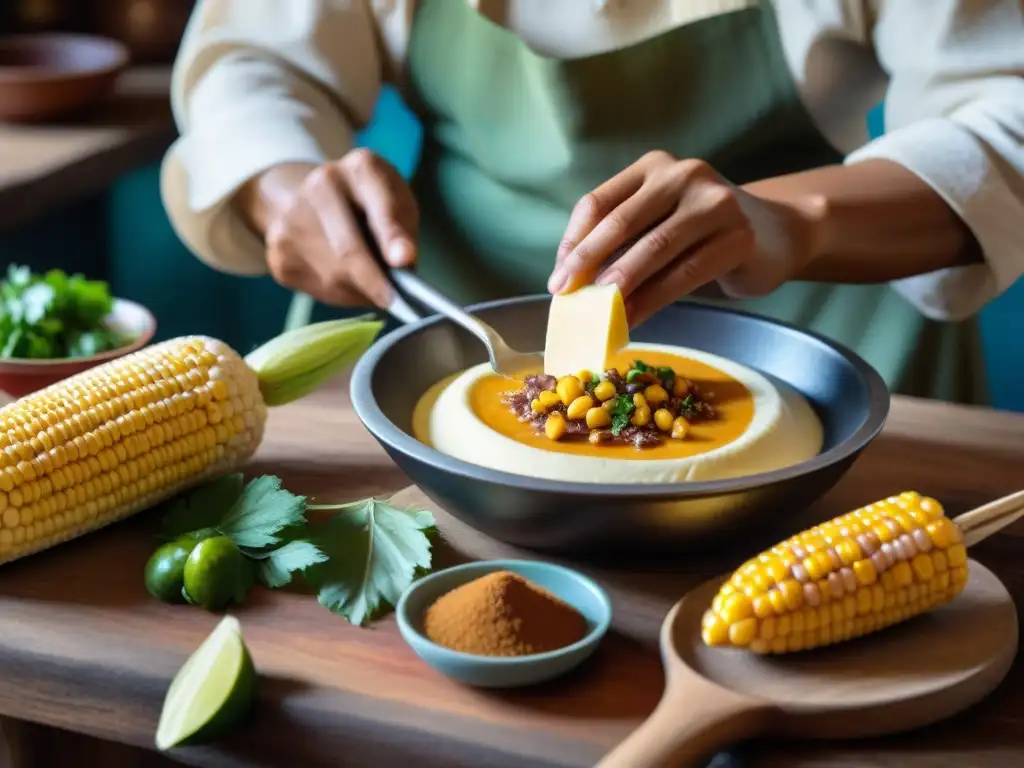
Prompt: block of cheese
<box><xmin>543</xmin><ymin>283</ymin><xmax>630</xmax><ymax>376</ymax></box>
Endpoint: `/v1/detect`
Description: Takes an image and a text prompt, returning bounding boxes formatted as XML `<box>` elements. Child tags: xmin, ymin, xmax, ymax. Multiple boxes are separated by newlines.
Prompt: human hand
<box><xmin>239</xmin><ymin>149</ymin><xmax>418</xmax><ymax>308</ymax></box>
<box><xmin>548</xmin><ymin>151</ymin><xmax>823</xmax><ymax>326</ymax></box>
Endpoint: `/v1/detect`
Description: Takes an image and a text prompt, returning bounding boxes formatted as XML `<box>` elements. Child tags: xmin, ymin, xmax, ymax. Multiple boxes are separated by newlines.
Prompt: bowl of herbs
<box><xmin>0</xmin><ymin>265</ymin><xmax>156</xmax><ymax>398</ymax></box>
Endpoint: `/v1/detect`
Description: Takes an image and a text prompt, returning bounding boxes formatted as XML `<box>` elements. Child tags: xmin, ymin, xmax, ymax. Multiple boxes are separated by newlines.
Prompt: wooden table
<box><xmin>0</xmin><ymin>381</ymin><xmax>1021</xmax><ymax>767</ymax></box>
<box><xmin>0</xmin><ymin>67</ymin><xmax>174</xmax><ymax>231</ymax></box>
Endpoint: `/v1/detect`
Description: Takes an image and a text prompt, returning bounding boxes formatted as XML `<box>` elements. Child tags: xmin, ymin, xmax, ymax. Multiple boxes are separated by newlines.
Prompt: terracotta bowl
<box><xmin>0</xmin><ymin>34</ymin><xmax>130</xmax><ymax>122</ymax></box>
<box><xmin>0</xmin><ymin>298</ymin><xmax>157</xmax><ymax>400</ymax></box>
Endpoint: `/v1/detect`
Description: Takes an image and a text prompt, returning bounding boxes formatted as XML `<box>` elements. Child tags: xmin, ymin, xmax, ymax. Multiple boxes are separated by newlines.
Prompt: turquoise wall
<box><xmin>983</xmin><ymin>289</ymin><xmax>1024</xmax><ymax>411</ymax></box>
<box><xmin>10</xmin><ymin>89</ymin><xmax>1021</xmax><ymax>408</ymax></box>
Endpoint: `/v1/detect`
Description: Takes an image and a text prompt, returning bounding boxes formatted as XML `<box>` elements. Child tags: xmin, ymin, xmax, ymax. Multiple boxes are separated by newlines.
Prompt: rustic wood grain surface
<box><xmin>0</xmin><ymin>67</ymin><xmax>173</xmax><ymax>231</ymax></box>
<box><xmin>0</xmin><ymin>379</ymin><xmax>1021</xmax><ymax>768</ymax></box>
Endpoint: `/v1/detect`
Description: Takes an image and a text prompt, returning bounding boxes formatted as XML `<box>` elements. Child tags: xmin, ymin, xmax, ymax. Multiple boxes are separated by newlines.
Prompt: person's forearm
<box><xmin>744</xmin><ymin>159</ymin><xmax>981</xmax><ymax>283</ymax></box>
<box><xmin>235</xmin><ymin>162</ymin><xmax>319</xmax><ymax>239</ymax></box>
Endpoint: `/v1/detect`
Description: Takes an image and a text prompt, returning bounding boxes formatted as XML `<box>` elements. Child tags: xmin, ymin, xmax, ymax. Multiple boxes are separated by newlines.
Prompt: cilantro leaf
<box><xmin>161</xmin><ymin>474</ymin><xmax>245</xmax><ymax>539</ymax></box>
<box><xmin>6</xmin><ymin>265</ymin><xmax>30</xmax><ymax>288</ymax></box>
<box><xmin>304</xmin><ymin>498</ymin><xmax>436</xmax><ymax>626</ymax></box>
<box><xmin>67</xmin><ymin>330</ymin><xmax>118</xmax><ymax>358</ymax></box>
<box><xmin>218</xmin><ymin>475</ymin><xmax>308</xmax><ymax>549</ymax></box>
<box><xmin>24</xmin><ymin>332</ymin><xmax>53</xmax><ymax>359</ymax></box>
<box><xmin>66</xmin><ymin>275</ymin><xmax>114</xmax><ymax>326</ymax></box>
<box><xmin>1</xmin><ymin>328</ymin><xmax>23</xmax><ymax>358</ymax></box>
<box><xmin>256</xmin><ymin>539</ymin><xmax>328</xmax><ymax>588</ymax></box>
<box><xmin>609</xmin><ymin>393</ymin><xmax>635</xmax><ymax>436</ymax></box>
<box><xmin>20</xmin><ymin>283</ymin><xmax>55</xmax><ymax>325</ymax></box>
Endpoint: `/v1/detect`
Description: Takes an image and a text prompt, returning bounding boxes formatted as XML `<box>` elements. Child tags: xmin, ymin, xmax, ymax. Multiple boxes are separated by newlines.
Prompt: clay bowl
<box><xmin>0</xmin><ymin>34</ymin><xmax>130</xmax><ymax>122</ymax></box>
<box><xmin>0</xmin><ymin>298</ymin><xmax>156</xmax><ymax>399</ymax></box>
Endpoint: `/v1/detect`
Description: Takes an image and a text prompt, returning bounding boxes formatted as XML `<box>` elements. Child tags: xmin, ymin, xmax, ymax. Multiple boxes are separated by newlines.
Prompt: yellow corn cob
<box><xmin>0</xmin><ymin>337</ymin><xmax>262</xmax><ymax>565</ymax></box>
<box><xmin>702</xmin><ymin>491</ymin><xmax>968</xmax><ymax>654</ymax></box>
<box><xmin>0</xmin><ymin>317</ymin><xmax>382</xmax><ymax>566</ymax></box>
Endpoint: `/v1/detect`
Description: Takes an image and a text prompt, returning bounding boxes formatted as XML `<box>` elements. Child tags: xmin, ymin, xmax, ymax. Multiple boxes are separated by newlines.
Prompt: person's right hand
<box><xmin>238</xmin><ymin>149</ymin><xmax>419</xmax><ymax>308</ymax></box>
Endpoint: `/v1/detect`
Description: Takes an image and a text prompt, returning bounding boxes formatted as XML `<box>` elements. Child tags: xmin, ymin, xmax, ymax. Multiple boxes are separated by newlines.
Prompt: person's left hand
<box><xmin>547</xmin><ymin>151</ymin><xmax>823</xmax><ymax>326</ymax></box>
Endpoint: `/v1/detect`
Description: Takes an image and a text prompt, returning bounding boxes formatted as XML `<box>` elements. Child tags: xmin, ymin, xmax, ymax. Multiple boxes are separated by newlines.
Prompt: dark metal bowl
<box><xmin>350</xmin><ymin>297</ymin><xmax>889</xmax><ymax>556</ymax></box>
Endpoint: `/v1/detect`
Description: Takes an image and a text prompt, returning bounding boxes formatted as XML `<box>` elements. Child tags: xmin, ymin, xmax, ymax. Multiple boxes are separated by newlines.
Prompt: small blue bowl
<box><xmin>396</xmin><ymin>559</ymin><xmax>613</xmax><ymax>688</ymax></box>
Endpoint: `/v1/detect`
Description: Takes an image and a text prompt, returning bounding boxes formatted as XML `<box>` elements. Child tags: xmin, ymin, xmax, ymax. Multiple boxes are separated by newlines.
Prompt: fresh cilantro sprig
<box><xmin>156</xmin><ymin>474</ymin><xmax>436</xmax><ymax>626</ymax></box>
<box><xmin>0</xmin><ymin>265</ymin><xmax>129</xmax><ymax>360</ymax></box>
<box><xmin>160</xmin><ymin>473</ymin><xmax>325</xmax><ymax>584</ymax></box>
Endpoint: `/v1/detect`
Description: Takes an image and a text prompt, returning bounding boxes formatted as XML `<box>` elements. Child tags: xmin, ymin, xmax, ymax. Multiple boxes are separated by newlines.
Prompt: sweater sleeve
<box><xmin>160</xmin><ymin>0</ymin><xmax>384</xmax><ymax>275</ymax></box>
<box><xmin>843</xmin><ymin>0</ymin><xmax>1024</xmax><ymax>321</ymax></box>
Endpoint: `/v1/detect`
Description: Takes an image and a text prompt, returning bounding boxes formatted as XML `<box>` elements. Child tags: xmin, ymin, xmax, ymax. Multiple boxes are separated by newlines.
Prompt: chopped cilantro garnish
<box><xmin>632</xmin><ymin>360</ymin><xmax>651</xmax><ymax>372</ymax></box>
<box><xmin>680</xmin><ymin>393</ymin><xmax>698</xmax><ymax>417</ymax></box>
<box><xmin>591</xmin><ymin>373</ymin><xmax>601</xmax><ymax>388</ymax></box>
<box><xmin>609</xmin><ymin>394</ymin><xmax>635</xmax><ymax>436</ymax></box>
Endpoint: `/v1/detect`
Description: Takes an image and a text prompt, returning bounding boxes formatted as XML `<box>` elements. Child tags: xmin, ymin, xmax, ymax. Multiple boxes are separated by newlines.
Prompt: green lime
<box><xmin>180</xmin><ymin>527</ymin><xmax>221</xmax><ymax>545</ymax></box>
<box><xmin>183</xmin><ymin>536</ymin><xmax>248</xmax><ymax>611</ymax></box>
<box><xmin>155</xmin><ymin>615</ymin><xmax>255</xmax><ymax>750</ymax></box>
<box><xmin>145</xmin><ymin>540</ymin><xmax>196</xmax><ymax>603</ymax></box>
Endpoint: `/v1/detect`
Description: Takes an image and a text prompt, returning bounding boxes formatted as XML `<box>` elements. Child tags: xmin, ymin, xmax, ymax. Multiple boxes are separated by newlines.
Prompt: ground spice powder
<box><xmin>423</xmin><ymin>570</ymin><xmax>589</xmax><ymax>656</ymax></box>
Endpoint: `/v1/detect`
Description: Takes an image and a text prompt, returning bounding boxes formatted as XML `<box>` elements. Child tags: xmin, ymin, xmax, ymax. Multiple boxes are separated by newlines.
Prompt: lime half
<box><xmin>155</xmin><ymin>615</ymin><xmax>256</xmax><ymax>751</ymax></box>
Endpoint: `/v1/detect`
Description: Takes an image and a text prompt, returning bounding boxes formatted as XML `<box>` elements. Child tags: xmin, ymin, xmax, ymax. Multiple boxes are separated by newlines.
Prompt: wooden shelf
<box><xmin>0</xmin><ymin>67</ymin><xmax>174</xmax><ymax>231</ymax></box>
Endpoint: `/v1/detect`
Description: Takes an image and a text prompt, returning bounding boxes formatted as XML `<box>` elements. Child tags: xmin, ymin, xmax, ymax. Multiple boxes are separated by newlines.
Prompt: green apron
<box><xmin>312</xmin><ymin>1</ymin><xmax>988</xmax><ymax>403</ymax></box>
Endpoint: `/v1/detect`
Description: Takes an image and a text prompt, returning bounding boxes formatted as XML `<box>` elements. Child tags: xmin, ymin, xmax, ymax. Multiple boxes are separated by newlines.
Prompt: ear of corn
<box><xmin>0</xmin><ymin>337</ymin><xmax>263</xmax><ymax>565</ymax></box>
<box><xmin>0</xmin><ymin>318</ymin><xmax>382</xmax><ymax>566</ymax></box>
<box><xmin>702</xmin><ymin>491</ymin><xmax>968</xmax><ymax>654</ymax></box>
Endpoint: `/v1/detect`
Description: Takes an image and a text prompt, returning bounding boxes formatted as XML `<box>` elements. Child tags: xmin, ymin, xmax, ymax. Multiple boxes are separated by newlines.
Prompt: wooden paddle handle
<box><xmin>953</xmin><ymin>489</ymin><xmax>1024</xmax><ymax>548</ymax></box>
<box><xmin>596</xmin><ymin>681</ymin><xmax>769</xmax><ymax>768</ymax></box>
